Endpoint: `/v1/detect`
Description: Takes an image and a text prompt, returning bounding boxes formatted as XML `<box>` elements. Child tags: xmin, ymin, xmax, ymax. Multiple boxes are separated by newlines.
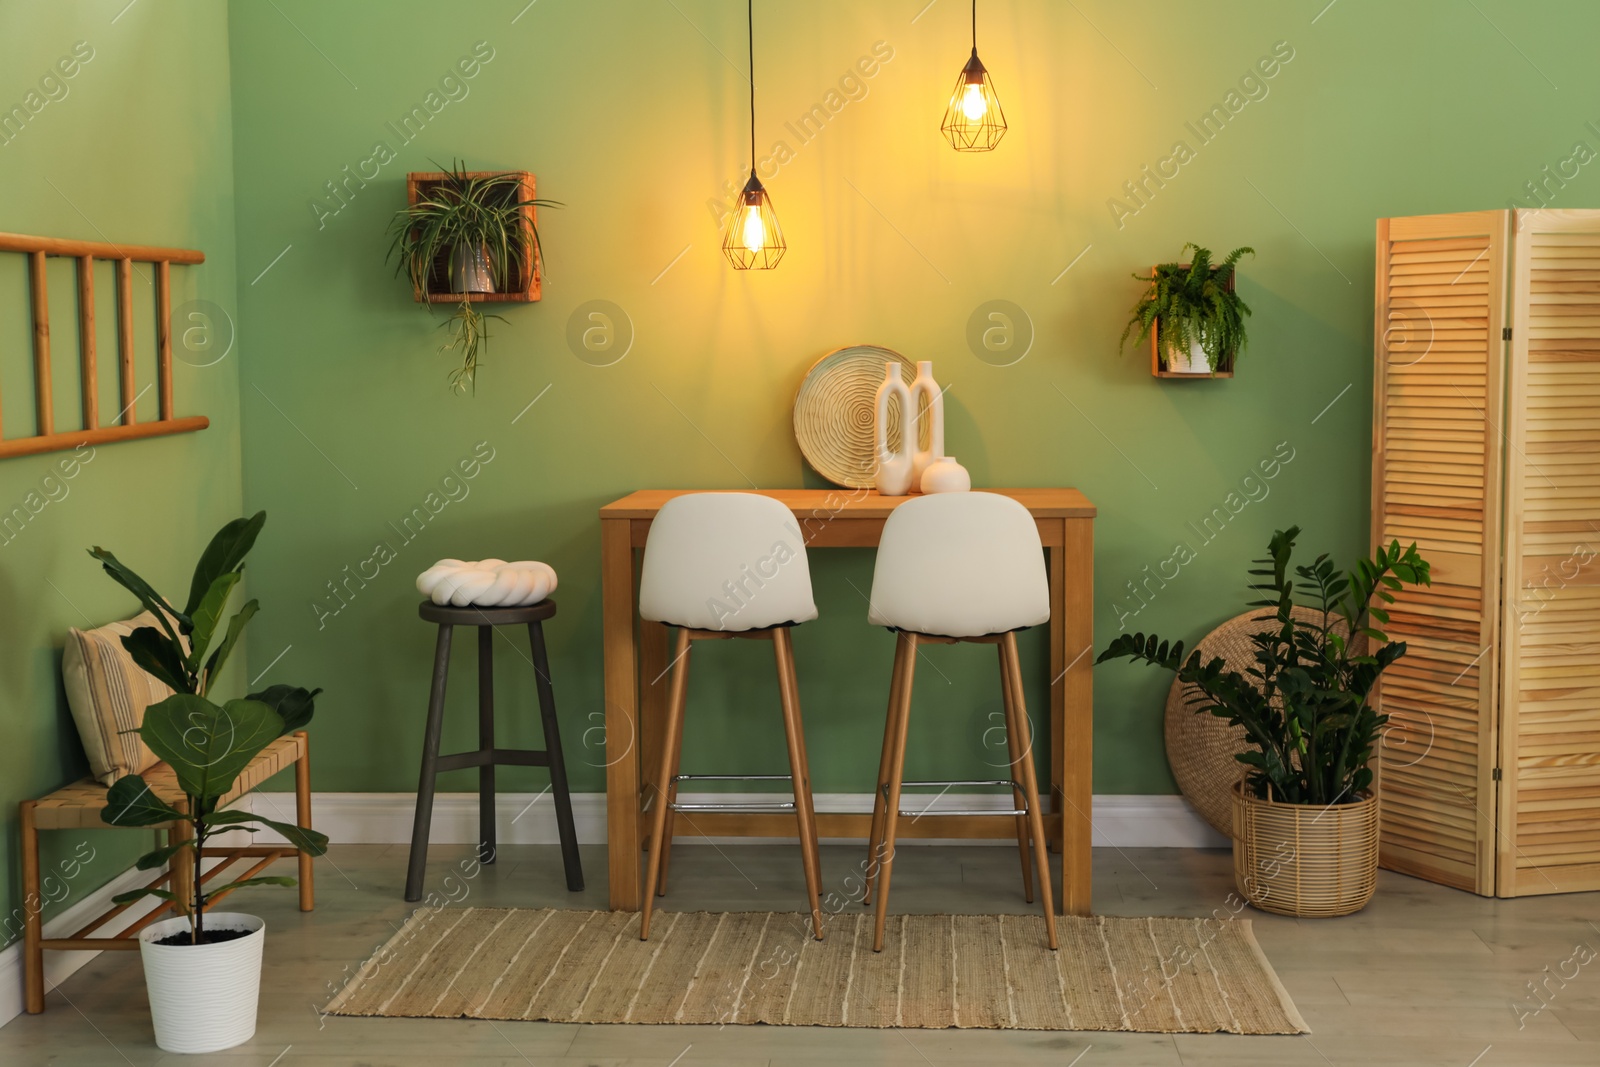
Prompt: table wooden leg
<box><xmin>602</xmin><ymin>518</ymin><xmax>642</xmax><ymax>910</ymax></box>
<box><xmin>1054</xmin><ymin>517</ymin><xmax>1095</xmax><ymax>916</ymax></box>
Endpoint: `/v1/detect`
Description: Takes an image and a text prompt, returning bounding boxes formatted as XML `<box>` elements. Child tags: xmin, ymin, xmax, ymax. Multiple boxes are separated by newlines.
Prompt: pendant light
<box><xmin>941</xmin><ymin>0</ymin><xmax>1007</xmax><ymax>152</ymax></box>
<box><xmin>723</xmin><ymin>0</ymin><xmax>785</xmax><ymax>269</ymax></box>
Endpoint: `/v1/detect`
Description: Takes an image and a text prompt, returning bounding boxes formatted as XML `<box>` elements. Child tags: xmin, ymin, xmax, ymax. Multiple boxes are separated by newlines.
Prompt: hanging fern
<box><xmin>1120</xmin><ymin>243</ymin><xmax>1254</xmax><ymax>372</ymax></box>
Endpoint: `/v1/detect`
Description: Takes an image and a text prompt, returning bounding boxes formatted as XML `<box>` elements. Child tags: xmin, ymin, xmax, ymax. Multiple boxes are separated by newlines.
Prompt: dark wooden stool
<box><xmin>405</xmin><ymin>598</ymin><xmax>583</xmax><ymax>902</ymax></box>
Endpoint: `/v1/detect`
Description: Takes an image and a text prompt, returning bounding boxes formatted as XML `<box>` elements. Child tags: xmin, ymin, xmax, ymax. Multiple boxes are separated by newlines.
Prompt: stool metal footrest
<box><xmin>667</xmin><ymin>773</ymin><xmax>797</xmax><ymax>814</ymax></box>
<box><xmin>884</xmin><ymin>779</ymin><xmax>1028</xmax><ymax>818</ymax></box>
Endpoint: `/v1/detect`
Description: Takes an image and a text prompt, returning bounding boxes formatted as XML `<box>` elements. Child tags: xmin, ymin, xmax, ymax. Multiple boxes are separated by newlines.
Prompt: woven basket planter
<box><xmin>1231</xmin><ymin>783</ymin><xmax>1379</xmax><ymax>918</ymax></box>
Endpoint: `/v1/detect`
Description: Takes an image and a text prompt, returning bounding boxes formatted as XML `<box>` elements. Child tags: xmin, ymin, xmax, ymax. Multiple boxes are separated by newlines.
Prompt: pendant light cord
<box><xmin>748</xmin><ymin>0</ymin><xmax>756</xmax><ymax>173</ymax></box>
<box><xmin>971</xmin><ymin>0</ymin><xmax>977</xmax><ymax>49</ymax></box>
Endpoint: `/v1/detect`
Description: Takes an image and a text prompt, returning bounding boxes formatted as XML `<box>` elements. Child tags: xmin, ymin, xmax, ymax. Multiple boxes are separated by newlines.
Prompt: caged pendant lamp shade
<box><xmin>941</xmin><ymin>1</ymin><xmax>1007</xmax><ymax>152</ymax></box>
<box><xmin>723</xmin><ymin>0</ymin><xmax>785</xmax><ymax>269</ymax></box>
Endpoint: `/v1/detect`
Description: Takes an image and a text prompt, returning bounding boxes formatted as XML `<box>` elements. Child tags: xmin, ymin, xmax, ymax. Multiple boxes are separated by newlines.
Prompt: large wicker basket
<box><xmin>1231</xmin><ymin>783</ymin><xmax>1379</xmax><ymax>917</ymax></box>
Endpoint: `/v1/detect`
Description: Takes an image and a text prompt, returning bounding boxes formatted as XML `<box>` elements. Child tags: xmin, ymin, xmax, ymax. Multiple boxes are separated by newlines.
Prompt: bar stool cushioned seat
<box><xmin>867</xmin><ymin>491</ymin><xmax>1049</xmax><ymax>637</ymax></box>
<box><xmin>641</xmin><ymin>492</ymin><xmax>818</xmax><ymax>631</ymax></box>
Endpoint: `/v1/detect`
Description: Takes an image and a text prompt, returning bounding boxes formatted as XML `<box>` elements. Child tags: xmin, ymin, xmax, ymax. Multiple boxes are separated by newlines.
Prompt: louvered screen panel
<box><xmin>1372</xmin><ymin>212</ymin><xmax>1509</xmax><ymax>895</ymax></box>
<box><xmin>1498</xmin><ymin>210</ymin><xmax>1600</xmax><ymax>896</ymax></box>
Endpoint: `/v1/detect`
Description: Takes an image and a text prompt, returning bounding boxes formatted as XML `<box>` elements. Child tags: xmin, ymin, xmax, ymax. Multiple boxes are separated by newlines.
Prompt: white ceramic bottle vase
<box><xmin>908</xmin><ymin>360</ymin><xmax>945</xmax><ymax>490</ymax></box>
<box><xmin>874</xmin><ymin>363</ymin><xmax>915</xmax><ymax>496</ymax></box>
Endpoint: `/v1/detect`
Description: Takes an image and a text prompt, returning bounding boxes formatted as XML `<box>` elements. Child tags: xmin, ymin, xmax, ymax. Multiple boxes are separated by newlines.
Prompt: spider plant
<box><xmin>387</xmin><ymin>160</ymin><xmax>559</xmax><ymax>393</ymax></box>
<box><xmin>1120</xmin><ymin>243</ymin><xmax>1254</xmax><ymax>373</ymax></box>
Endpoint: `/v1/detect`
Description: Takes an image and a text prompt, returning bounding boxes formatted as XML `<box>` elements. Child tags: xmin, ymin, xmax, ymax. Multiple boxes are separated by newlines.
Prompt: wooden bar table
<box><xmin>600</xmin><ymin>488</ymin><xmax>1097</xmax><ymax>914</ymax></box>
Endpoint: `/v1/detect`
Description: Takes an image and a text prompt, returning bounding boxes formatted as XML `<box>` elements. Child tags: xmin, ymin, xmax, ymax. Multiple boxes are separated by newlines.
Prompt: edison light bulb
<box><xmin>741</xmin><ymin>209</ymin><xmax>766</xmax><ymax>254</ymax></box>
<box><xmin>961</xmin><ymin>81</ymin><xmax>988</xmax><ymax>122</ymax></box>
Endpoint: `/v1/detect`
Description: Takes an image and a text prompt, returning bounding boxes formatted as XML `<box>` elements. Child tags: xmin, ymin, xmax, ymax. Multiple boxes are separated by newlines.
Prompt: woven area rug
<box><xmin>326</xmin><ymin>908</ymin><xmax>1308</xmax><ymax>1033</ymax></box>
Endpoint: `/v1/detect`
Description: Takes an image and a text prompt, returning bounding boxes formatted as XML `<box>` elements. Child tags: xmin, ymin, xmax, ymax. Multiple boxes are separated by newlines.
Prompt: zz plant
<box><xmin>1098</xmin><ymin>527</ymin><xmax>1430</xmax><ymax>806</ymax></box>
<box><xmin>387</xmin><ymin>159</ymin><xmax>560</xmax><ymax>394</ymax></box>
<box><xmin>1121</xmin><ymin>243</ymin><xmax>1254</xmax><ymax>372</ymax></box>
<box><xmin>93</xmin><ymin>512</ymin><xmax>328</xmax><ymax>943</ymax></box>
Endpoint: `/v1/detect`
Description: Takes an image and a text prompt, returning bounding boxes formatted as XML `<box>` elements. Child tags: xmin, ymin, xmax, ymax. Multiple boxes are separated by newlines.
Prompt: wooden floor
<box><xmin>2</xmin><ymin>842</ymin><xmax>1598</xmax><ymax>1065</ymax></box>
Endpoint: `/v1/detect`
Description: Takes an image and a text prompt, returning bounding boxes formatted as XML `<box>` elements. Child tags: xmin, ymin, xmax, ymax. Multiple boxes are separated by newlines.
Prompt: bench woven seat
<box><xmin>30</xmin><ymin>733</ymin><xmax>306</xmax><ymax>830</ymax></box>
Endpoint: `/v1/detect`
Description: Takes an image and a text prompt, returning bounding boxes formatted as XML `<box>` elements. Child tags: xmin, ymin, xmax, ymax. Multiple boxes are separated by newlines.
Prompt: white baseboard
<box><xmin>0</xmin><ymin>863</ymin><xmax>176</xmax><ymax>1030</ymax></box>
<box><xmin>1</xmin><ymin>791</ymin><xmax>1221</xmax><ymax>1029</ymax></box>
<box><xmin>238</xmin><ymin>790</ymin><xmax>1228</xmax><ymax>849</ymax></box>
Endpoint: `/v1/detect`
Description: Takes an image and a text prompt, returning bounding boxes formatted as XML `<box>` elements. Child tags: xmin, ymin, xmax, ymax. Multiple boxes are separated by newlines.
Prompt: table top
<box><xmin>600</xmin><ymin>487</ymin><xmax>1096</xmax><ymax>519</ymax></box>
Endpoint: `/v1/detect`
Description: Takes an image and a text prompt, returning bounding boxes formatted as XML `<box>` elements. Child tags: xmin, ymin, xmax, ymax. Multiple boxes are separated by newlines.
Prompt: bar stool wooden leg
<box><xmin>406</xmin><ymin>624</ymin><xmax>453</xmax><ymax>903</ymax></box>
<box><xmin>529</xmin><ymin>621</ymin><xmax>584</xmax><ymax>891</ymax></box>
<box><xmin>783</xmin><ymin>633</ymin><xmax>823</xmax><ymax>881</ymax></box>
<box><xmin>657</xmin><ymin>628</ymin><xmax>691</xmax><ymax>896</ymax></box>
<box><xmin>21</xmin><ymin>801</ymin><xmax>44</xmax><ymax>1015</ymax></box>
<box><xmin>477</xmin><ymin>626</ymin><xmax>497</xmax><ymax>865</ymax></box>
<box><xmin>997</xmin><ymin>643</ymin><xmax>1035</xmax><ymax>905</ymax></box>
<box><xmin>873</xmin><ymin>633</ymin><xmax>918</xmax><ymax>952</ymax></box>
<box><xmin>1003</xmin><ymin>632</ymin><xmax>1058</xmax><ymax>949</ymax></box>
<box><xmin>641</xmin><ymin>628</ymin><xmax>691</xmax><ymax>939</ymax></box>
<box><xmin>864</xmin><ymin>631</ymin><xmax>908</xmax><ymax>907</ymax></box>
<box><xmin>774</xmin><ymin>626</ymin><xmax>824</xmax><ymax>940</ymax></box>
<box><xmin>294</xmin><ymin>731</ymin><xmax>315</xmax><ymax>911</ymax></box>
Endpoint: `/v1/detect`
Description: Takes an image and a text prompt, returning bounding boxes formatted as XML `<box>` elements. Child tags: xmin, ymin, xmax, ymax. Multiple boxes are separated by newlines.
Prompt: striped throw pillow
<box><xmin>62</xmin><ymin>612</ymin><xmax>175</xmax><ymax>785</ymax></box>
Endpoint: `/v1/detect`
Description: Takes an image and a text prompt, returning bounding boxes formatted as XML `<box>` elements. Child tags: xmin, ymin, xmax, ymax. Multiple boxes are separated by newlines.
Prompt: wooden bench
<box><xmin>17</xmin><ymin>730</ymin><xmax>314</xmax><ymax>1015</ymax></box>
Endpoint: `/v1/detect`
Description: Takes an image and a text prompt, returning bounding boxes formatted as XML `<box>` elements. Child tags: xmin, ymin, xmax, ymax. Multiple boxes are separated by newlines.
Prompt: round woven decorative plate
<box><xmin>793</xmin><ymin>345</ymin><xmax>919</xmax><ymax>489</ymax></box>
<box><xmin>1165</xmin><ymin>606</ymin><xmax>1332</xmax><ymax>837</ymax></box>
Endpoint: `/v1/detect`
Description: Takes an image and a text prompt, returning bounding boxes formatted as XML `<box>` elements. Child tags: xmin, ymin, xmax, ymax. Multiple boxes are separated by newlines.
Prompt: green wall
<box><xmin>0</xmin><ymin>2</ymin><xmax>244</xmax><ymax>948</ymax></box>
<box><xmin>223</xmin><ymin>0</ymin><xmax>1600</xmax><ymax>800</ymax></box>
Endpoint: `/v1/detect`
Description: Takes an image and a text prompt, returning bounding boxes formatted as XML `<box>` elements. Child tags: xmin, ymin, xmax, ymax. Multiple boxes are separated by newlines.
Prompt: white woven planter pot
<box><xmin>138</xmin><ymin>912</ymin><xmax>265</xmax><ymax>1054</ymax></box>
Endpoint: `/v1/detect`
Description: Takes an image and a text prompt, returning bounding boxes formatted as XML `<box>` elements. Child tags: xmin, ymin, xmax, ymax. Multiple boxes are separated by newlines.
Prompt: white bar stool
<box><xmin>638</xmin><ymin>492</ymin><xmax>825</xmax><ymax>940</ymax></box>
<box><xmin>863</xmin><ymin>491</ymin><xmax>1059</xmax><ymax>951</ymax></box>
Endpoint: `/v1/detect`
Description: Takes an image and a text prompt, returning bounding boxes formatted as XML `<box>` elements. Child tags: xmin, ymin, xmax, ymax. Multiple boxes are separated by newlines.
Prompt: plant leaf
<box><xmin>207</xmin><ymin>809</ymin><xmax>329</xmax><ymax>855</ymax></box>
<box><xmin>120</xmin><ymin>626</ymin><xmax>192</xmax><ymax>694</ymax></box>
<box><xmin>135</xmin><ymin>839</ymin><xmax>195</xmax><ymax>870</ymax></box>
<box><xmin>111</xmin><ymin>886</ymin><xmax>180</xmax><ymax>905</ymax></box>
<box><xmin>183</xmin><ymin>513</ymin><xmax>266</xmax><ymax>619</ymax></box>
<box><xmin>208</xmin><ymin>875</ymin><xmax>298</xmax><ymax>897</ymax></box>
<box><xmin>139</xmin><ymin>695</ymin><xmax>283</xmax><ymax>803</ymax></box>
<box><xmin>246</xmin><ymin>684</ymin><xmax>321</xmax><ymax>735</ymax></box>
<box><xmin>186</xmin><ymin>571</ymin><xmax>241</xmax><ymax>672</ymax></box>
<box><xmin>203</xmin><ymin>599</ymin><xmax>259</xmax><ymax>690</ymax></box>
<box><xmin>87</xmin><ymin>547</ymin><xmax>187</xmax><ymax>644</ymax></box>
<box><xmin>101</xmin><ymin>774</ymin><xmax>188</xmax><ymax>827</ymax></box>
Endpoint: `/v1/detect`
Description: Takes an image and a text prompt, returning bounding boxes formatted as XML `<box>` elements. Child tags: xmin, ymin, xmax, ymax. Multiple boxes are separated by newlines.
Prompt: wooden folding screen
<box><xmin>0</xmin><ymin>232</ymin><xmax>208</xmax><ymax>459</ymax></box>
<box><xmin>1373</xmin><ymin>208</ymin><xmax>1600</xmax><ymax>897</ymax></box>
<box><xmin>1497</xmin><ymin>211</ymin><xmax>1600</xmax><ymax>896</ymax></box>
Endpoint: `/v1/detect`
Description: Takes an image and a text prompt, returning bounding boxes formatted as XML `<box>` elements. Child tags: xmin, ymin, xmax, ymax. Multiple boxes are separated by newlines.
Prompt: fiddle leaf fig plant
<box><xmin>1097</xmin><ymin>527</ymin><xmax>1430</xmax><ymax>806</ymax></box>
<box><xmin>92</xmin><ymin>513</ymin><xmax>328</xmax><ymax>944</ymax></box>
<box><xmin>1121</xmin><ymin>243</ymin><xmax>1254</xmax><ymax>372</ymax></box>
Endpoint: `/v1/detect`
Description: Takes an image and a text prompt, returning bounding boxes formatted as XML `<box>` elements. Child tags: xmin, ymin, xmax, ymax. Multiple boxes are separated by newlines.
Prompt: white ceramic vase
<box><xmin>139</xmin><ymin>913</ymin><xmax>266</xmax><ymax>1054</ymax></box>
<box><xmin>908</xmin><ymin>361</ymin><xmax>945</xmax><ymax>489</ymax></box>
<box><xmin>873</xmin><ymin>363</ymin><xmax>915</xmax><ymax>496</ymax></box>
<box><xmin>920</xmin><ymin>455</ymin><xmax>971</xmax><ymax>494</ymax></box>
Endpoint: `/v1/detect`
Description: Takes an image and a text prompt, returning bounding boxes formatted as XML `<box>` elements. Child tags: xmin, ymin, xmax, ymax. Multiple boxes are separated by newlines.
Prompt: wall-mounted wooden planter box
<box><xmin>404</xmin><ymin>170</ymin><xmax>540</xmax><ymax>304</ymax></box>
<box><xmin>1149</xmin><ymin>264</ymin><xmax>1236</xmax><ymax>378</ymax></box>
